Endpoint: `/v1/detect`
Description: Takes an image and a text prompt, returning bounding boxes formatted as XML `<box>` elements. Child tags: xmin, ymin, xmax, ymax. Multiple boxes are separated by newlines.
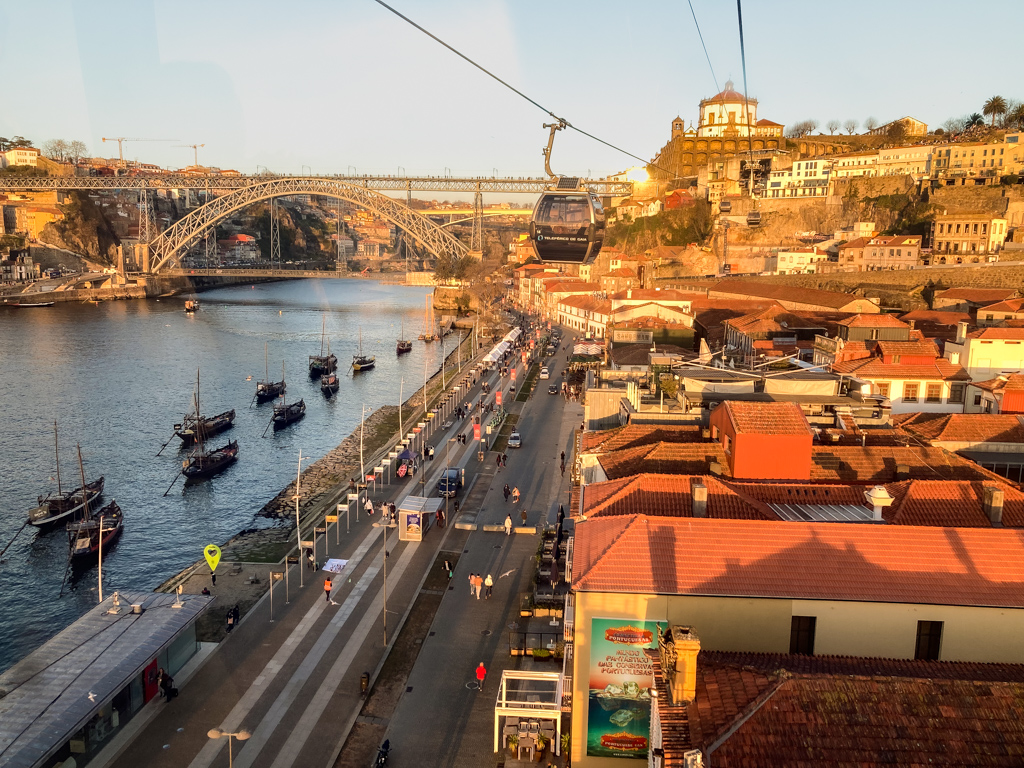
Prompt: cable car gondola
<box><xmin>528</xmin><ymin>122</ymin><xmax>606</xmax><ymax>266</ymax></box>
<box><xmin>719</xmin><ymin>200</ymin><xmax>732</xmax><ymax>214</ymax></box>
<box><xmin>746</xmin><ymin>210</ymin><xmax>762</xmax><ymax>227</ymax></box>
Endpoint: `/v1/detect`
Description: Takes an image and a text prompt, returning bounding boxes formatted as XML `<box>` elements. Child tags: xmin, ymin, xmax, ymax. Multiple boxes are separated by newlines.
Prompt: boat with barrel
<box><xmin>273</xmin><ymin>399</ymin><xmax>306</xmax><ymax>430</ymax></box>
<box><xmin>309</xmin><ymin>315</ymin><xmax>338</xmax><ymax>378</ymax></box>
<box><xmin>418</xmin><ymin>296</ymin><xmax>436</xmax><ymax>342</ymax></box>
<box><xmin>67</xmin><ymin>499</ymin><xmax>123</xmax><ymax>560</ymax></box>
<box><xmin>184</xmin><ymin>298</ymin><xmax>199</xmax><ymax>313</ymax></box>
<box><xmin>352</xmin><ymin>327</ymin><xmax>375</xmax><ymax>372</ymax></box>
<box><xmin>27</xmin><ymin>422</ymin><xmax>105</xmax><ymax>529</ymax></box>
<box><xmin>174</xmin><ymin>409</ymin><xmax>235</xmax><ymax>446</ymax></box>
<box><xmin>255</xmin><ymin>343</ymin><xmax>286</xmax><ymax>403</ymax></box>
<box><xmin>397</xmin><ymin>318</ymin><xmax>412</xmax><ymax>355</ymax></box>
<box><xmin>179</xmin><ymin>371</ymin><xmax>239</xmax><ymax>481</ymax></box>
<box><xmin>320</xmin><ymin>370</ymin><xmax>339</xmax><ymax>397</ymax></box>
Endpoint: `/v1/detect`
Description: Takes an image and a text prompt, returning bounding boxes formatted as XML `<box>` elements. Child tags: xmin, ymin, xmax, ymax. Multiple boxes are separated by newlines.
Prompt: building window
<box><xmin>903</xmin><ymin>383</ymin><xmax>919</xmax><ymax>402</ymax></box>
<box><xmin>974</xmin><ymin>394</ymin><xmax>983</xmax><ymax>406</ymax></box>
<box><xmin>949</xmin><ymin>384</ymin><xmax>965</xmax><ymax>404</ymax></box>
<box><xmin>876</xmin><ymin>382</ymin><xmax>890</xmax><ymax>398</ymax></box>
<box><xmin>789</xmin><ymin>616</ymin><xmax>816</xmax><ymax>655</ymax></box>
<box><xmin>915</xmin><ymin>620</ymin><xmax>943</xmax><ymax>661</ymax></box>
<box><xmin>926</xmin><ymin>383</ymin><xmax>942</xmax><ymax>403</ymax></box>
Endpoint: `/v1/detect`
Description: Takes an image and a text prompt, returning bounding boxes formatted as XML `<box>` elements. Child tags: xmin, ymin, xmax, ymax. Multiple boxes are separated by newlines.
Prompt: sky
<box><xmin>0</xmin><ymin>0</ymin><xmax>1019</xmax><ymax>186</ymax></box>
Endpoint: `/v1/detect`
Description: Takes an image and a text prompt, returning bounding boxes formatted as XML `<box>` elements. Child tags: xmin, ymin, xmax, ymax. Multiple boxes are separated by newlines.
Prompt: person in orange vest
<box><xmin>324</xmin><ymin>577</ymin><xmax>332</xmax><ymax>603</ymax></box>
<box><xmin>475</xmin><ymin>662</ymin><xmax>487</xmax><ymax>689</ymax></box>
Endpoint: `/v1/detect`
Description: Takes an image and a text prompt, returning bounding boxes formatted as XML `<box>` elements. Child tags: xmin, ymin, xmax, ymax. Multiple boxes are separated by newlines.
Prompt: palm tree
<box><xmin>1009</xmin><ymin>104</ymin><xmax>1024</xmax><ymax>131</ymax></box>
<box><xmin>966</xmin><ymin>113</ymin><xmax>985</xmax><ymax>129</ymax></box>
<box><xmin>983</xmin><ymin>96</ymin><xmax>1007</xmax><ymax>127</ymax></box>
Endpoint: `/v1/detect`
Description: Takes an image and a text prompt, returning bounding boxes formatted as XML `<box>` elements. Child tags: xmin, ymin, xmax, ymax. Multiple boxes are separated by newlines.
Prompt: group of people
<box><xmin>364</xmin><ymin>499</ymin><xmax>398</xmax><ymax>524</ymax></box>
<box><xmin>156</xmin><ymin>667</ymin><xmax>176</xmax><ymax>701</ymax></box>
<box><xmin>468</xmin><ymin>572</ymin><xmax>493</xmax><ymax>599</ymax></box>
<box><xmin>225</xmin><ymin>604</ymin><xmax>240</xmax><ymax>633</ymax></box>
<box><xmin>495</xmin><ymin>453</ymin><xmax>508</xmax><ymax>470</ymax></box>
<box><xmin>502</xmin><ymin>484</ymin><xmax>521</xmax><ymax>504</ymax></box>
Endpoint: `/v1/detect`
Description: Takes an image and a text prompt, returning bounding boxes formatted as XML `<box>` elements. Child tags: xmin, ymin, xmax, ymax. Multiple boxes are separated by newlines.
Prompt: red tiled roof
<box><xmin>580</xmin><ymin>474</ymin><xmax>771</xmax><ymax>520</ymax></box>
<box><xmin>597</xmin><ymin>444</ymin><xmax>728</xmax><ymax>480</ymax></box>
<box><xmin>808</xmin><ymin>445</ymin><xmax>1005</xmax><ymax>484</ymax></box>
<box><xmin>724</xmin><ymin>305</ymin><xmax>826</xmax><ymax>335</ymax></box>
<box><xmin>570</xmin><ymin>515</ymin><xmax>1024</xmax><ymax>606</ymax></box>
<box><xmin>603</xmin><ymin>267</ymin><xmax>637</xmax><ymax>278</ymax></box>
<box><xmin>979</xmin><ymin>298</ymin><xmax>1024</xmax><ymax>314</ymax></box>
<box><xmin>610</xmin><ymin>344</ymin><xmax>690</xmax><ymax>366</ymax></box>
<box><xmin>721</xmin><ymin>400</ymin><xmax>812</xmax><ymax>436</ymax></box>
<box><xmin>900</xmin><ymin>309</ymin><xmax>972</xmax><ymax>325</ymax></box>
<box><xmin>875</xmin><ymin>339</ymin><xmax>940</xmax><ymax>357</ymax></box>
<box><xmin>839</xmin><ymin>313</ymin><xmax>909</xmax><ymax>329</ymax></box>
<box><xmin>711</xmin><ymin>280</ymin><xmax>871</xmax><ymax>310</ymax></box>
<box><xmin>610</xmin><ymin>289</ymin><xmax>700</xmax><ymax>302</ymax></box>
<box><xmin>580</xmin><ymin>424</ymin><xmax>706</xmax><ymax>453</ymax></box>
<box><xmin>542</xmin><ymin>280</ymin><xmax>602</xmax><ymax>294</ymax></box>
<box><xmin>884</xmin><ymin>479</ymin><xmax>1023</xmax><ymax>527</ymax></box>
<box><xmin>831</xmin><ymin>356</ymin><xmax>971</xmax><ymax>381</ymax></box>
<box><xmin>895</xmin><ymin>412</ymin><xmax>1024</xmax><ymax>443</ymax></box>
<box><xmin>558</xmin><ymin>294</ymin><xmax>611</xmax><ymax>314</ymax></box>
<box><xmin>755</xmin><ymin>118</ymin><xmax>781</xmax><ymax>126</ymax></box>
<box><xmin>973</xmin><ymin>373</ymin><xmax>1024</xmax><ymax>394</ymax></box>
<box><xmin>967</xmin><ymin>326</ymin><xmax>1024</xmax><ymax>340</ymax></box>
<box><xmin>936</xmin><ymin>288</ymin><xmax>1017</xmax><ymax>302</ymax></box>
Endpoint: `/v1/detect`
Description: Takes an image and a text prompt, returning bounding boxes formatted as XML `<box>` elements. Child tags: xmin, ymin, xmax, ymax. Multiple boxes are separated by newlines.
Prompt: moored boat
<box><xmin>352</xmin><ymin>327</ymin><xmax>375</xmax><ymax>371</ymax></box>
<box><xmin>182</xmin><ymin>440</ymin><xmax>239</xmax><ymax>480</ymax></box>
<box><xmin>397</xmin><ymin>318</ymin><xmax>412</xmax><ymax>354</ymax></box>
<box><xmin>29</xmin><ymin>478</ymin><xmax>105</xmax><ymax>528</ymax></box>
<box><xmin>309</xmin><ymin>315</ymin><xmax>338</xmax><ymax>377</ymax></box>
<box><xmin>320</xmin><ymin>371</ymin><xmax>339</xmax><ymax>396</ymax></box>
<box><xmin>273</xmin><ymin>399</ymin><xmax>306</xmax><ymax>430</ymax></box>
<box><xmin>174</xmin><ymin>409</ymin><xmax>235</xmax><ymax>446</ymax></box>
<box><xmin>67</xmin><ymin>500</ymin><xmax>123</xmax><ymax>560</ymax></box>
<box><xmin>184</xmin><ymin>299</ymin><xmax>198</xmax><ymax>313</ymax></box>
<box><xmin>255</xmin><ymin>343</ymin><xmax>286</xmax><ymax>403</ymax></box>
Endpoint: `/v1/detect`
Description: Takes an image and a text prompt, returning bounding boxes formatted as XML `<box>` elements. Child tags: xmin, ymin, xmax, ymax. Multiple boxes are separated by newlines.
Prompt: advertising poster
<box><xmin>587</xmin><ymin>618</ymin><xmax>658</xmax><ymax>759</ymax></box>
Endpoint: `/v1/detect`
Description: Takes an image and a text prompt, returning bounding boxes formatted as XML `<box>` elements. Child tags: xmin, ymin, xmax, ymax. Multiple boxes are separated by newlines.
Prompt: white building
<box><xmin>876</xmin><ymin>145</ymin><xmax>931</xmax><ymax>178</ymax></box>
<box><xmin>766</xmin><ymin>159</ymin><xmax>833</xmax><ymax>198</ymax></box>
<box><xmin>832</xmin><ymin>152</ymin><xmax>879</xmax><ymax>179</ymax></box>
<box><xmin>945</xmin><ymin>324</ymin><xmax>1024</xmax><ymax>382</ymax></box>
<box><xmin>1</xmin><ymin>147</ymin><xmax>40</xmax><ymax>168</ymax></box>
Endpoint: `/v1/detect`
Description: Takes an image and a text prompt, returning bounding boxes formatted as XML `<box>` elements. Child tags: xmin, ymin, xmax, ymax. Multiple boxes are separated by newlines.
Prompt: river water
<box><xmin>0</xmin><ymin>279</ymin><xmax>449</xmax><ymax>673</ymax></box>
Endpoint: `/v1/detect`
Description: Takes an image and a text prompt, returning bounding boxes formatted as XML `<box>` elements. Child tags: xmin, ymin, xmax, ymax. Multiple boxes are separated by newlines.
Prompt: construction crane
<box><xmin>173</xmin><ymin>143</ymin><xmax>206</xmax><ymax>168</ymax></box>
<box><xmin>101</xmin><ymin>137</ymin><xmax>179</xmax><ymax>169</ymax></box>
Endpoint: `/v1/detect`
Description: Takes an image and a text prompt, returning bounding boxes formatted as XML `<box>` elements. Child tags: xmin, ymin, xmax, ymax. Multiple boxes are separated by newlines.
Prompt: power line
<box><xmin>736</xmin><ymin>0</ymin><xmax>756</xmax><ymax>198</ymax></box>
<box><xmin>687</xmin><ymin>0</ymin><xmax>720</xmax><ymax>95</ymax></box>
<box><xmin>368</xmin><ymin>0</ymin><xmax>674</xmax><ymax>177</ymax></box>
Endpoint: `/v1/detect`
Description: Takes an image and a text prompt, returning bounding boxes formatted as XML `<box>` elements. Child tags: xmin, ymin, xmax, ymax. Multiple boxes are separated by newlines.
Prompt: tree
<box><xmin>966</xmin><ymin>113</ymin><xmax>984</xmax><ymax>128</ymax></box>
<box><xmin>785</xmin><ymin>119</ymin><xmax>818</xmax><ymax>138</ymax></box>
<box><xmin>844</xmin><ymin>119</ymin><xmax>858</xmax><ymax>135</ymax></box>
<box><xmin>43</xmin><ymin>139</ymin><xmax>69</xmax><ymax>161</ymax></box>
<box><xmin>886</xmin><ymin>121</ymin><xmax>907</xmax><ymax>142</ymax></box>
<box><xmin>826</xmin><ymin>119</ymin><xmax>840</xmax><ymax>135</ymax></box>
<box><xmin>865</xmin><ymin>117</ymin><xmax>879</xmax><ymax>132</ymax></box>
<box><xmin>1007</xmin><ymin>104</ymin><xmax>1024</xmax><ymax>130</ymax></box>
<box><xmin>983</xmin><ymin>95</ymin><xmax>1007</xmax><ymax>127</ymax></box>
<box><xmin>942</xmin><ymin>116</ymin><xmax>965</xmax><ymax>134</ymax></box>
<box><xmin>68</xmin><ymin>141</ymin><xmax>88</xmax><ymax>162</ymax></box>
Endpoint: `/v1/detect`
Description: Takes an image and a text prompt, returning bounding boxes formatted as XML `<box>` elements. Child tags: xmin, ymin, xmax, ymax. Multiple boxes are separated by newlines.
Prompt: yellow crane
<box><xmin>100</xmin><ymin>137</ymin><xmax>179</xmax><ymax>169</ymax></box>
<box><xmin>173</xmin><ymin>143</ymin><xmax>206</xmax><ymax>168</ymax></box>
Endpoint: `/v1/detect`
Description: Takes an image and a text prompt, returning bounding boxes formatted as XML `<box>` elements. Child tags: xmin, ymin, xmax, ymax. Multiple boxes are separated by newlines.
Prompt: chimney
<box><xmin>627</xmin><ymin>288</ymin><xmax>632</xmax><ymax>299</ymax></box>
<box><xmin>692</xmin><ymin>482</ymin><xmax>708</xmax><ymax>518</ymax></box>
<box><xmin>864</xmin><ymin>485</ymin><xmax>895</xmax><ymax>521</ymax></box>
<box><xmin>983</xmin><ymin>485</ymin><xmax>1005</xmax><ymax>526</ymax></box>
<box><xmin>658</xmin><ymin>625</ymin><xmax>701</xmax><ymax>704</ymax></box>
<box><xmin>956</xmin><ymin>321</ymin><xmax>968</xmax><ymax>344</ymax></box>
<box><xmin>895</xmin><ymin>463</ymin><xmax>910</xmax><ymax>480</ymax></box>
<box><xmin>907</xmin><ymin>319</ymin><xmax>915</xmax><ymax>330</ymax></box>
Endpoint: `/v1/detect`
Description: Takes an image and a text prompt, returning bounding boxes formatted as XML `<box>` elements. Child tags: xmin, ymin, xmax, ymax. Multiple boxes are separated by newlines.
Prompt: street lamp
<box><xmin>293</xmin><ymin>450</ymin><xmax>313</xmax><ymax>588</ymax></box>
<box><xmin>207</xmin><ymin>728</ymin><xmax>250</xmax><ymax>768</ymax></box>
<box><xmin>371</xmin><ymin>520</ymin><xmax>389</xmax><ymax>647</ymax></box>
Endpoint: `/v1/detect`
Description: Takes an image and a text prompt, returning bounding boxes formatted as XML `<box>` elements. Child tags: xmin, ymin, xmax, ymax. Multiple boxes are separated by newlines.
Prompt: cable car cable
<box><xmin>368</xmin><ymin>0</ymin><xmax>677</xmax><ymax>178</ymax></box>
<box><xmin>736</xmin><ymin>0</ymin><xmax>758</xmax><ymax>205</ymax></box>
<box><xmin>687</xmin><ymin>0</ymin><xmax>720</xmax><ymax>94</ymax></box>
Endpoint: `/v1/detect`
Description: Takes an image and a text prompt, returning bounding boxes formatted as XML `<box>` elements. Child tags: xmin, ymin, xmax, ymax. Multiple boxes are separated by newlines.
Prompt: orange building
<box><xmin>708</xmin><ymin>401</ymin><xmax>813</xmax><ymax>480</ymax></box>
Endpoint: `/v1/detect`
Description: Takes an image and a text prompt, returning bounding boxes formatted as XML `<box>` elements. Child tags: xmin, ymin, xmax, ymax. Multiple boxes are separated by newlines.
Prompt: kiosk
<box><xmin>398</xmin><ymin>496</ymin><xmax>443</xmax><ymax>542</ymax></box>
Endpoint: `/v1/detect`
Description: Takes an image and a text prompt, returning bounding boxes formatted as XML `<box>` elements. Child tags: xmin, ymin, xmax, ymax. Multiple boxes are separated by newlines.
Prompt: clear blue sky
<box><xmin>0</xmin><ymin>0</ymin><xmax>1018</xmax><ymax>181</ymax></box>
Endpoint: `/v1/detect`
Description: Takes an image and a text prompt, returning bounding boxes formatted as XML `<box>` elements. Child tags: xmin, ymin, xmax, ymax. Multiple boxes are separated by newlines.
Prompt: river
<box><xmin>0</xmin><ymin>279</ymin><xmax>452</xmax><ymax>673</ymax></box>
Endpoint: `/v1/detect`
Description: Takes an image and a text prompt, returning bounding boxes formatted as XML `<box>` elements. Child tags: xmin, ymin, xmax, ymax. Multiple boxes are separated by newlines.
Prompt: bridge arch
<box><xmin>148</xmin><ymin>177</ymin><xmax>469</xmax><ymax>273</ymax></box>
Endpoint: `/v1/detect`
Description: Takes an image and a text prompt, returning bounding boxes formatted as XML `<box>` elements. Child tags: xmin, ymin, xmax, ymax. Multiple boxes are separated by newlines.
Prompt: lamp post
<box><xmin>293</xmin><ymin>450</ymin><xmax>312</xmax><ymax>588</ymax></box>
<box><xmin>371</xmin><ymin>519</ymin><xmax>389</xmax><ymax>647</ymax></box>
<box><xmin>207</xmin><ymin>728</ymin><xmax>250</xmax><ymax>768</ymax></box>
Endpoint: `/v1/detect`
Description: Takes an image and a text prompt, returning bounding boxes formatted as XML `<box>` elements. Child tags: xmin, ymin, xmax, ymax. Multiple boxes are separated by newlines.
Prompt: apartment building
<box><xmin>931</xmin><ymin>214</ymin><xmax>1009</xmax><ymax>259</ymax></box>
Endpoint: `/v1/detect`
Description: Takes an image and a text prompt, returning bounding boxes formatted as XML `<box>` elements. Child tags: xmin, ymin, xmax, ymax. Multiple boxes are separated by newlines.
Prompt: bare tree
<box><xmin>843</xmin><ymin>119</ymin><xmax>858</xmax><ymax>135</ymax></box>
<box><xmin>785</xmin><ymin>120</ymin><xmax>819</xmax><ymax>139</ymax></box>
<box><xmin>826</xmin><ymin>119</ymin><xmax>840</xmax><ymax>135</ymax></box>
<box><xmin>42</xmin><ymin>139</ymin><xmax>69</xmax><ymax>161</ymax></box>
<box><xmin>865</xmin><ymin>117</ymin><xmax>879</xmax><ymax>132</ymax></box>
<box><xmin>942</xmin><ymin>116</ymin><xmax>966</xmax><ymax>134</ymax></box>
<box><xmin>807</xmin><ymin>119</ymin><xmax>819</xmax><ymax>135</ymax></box>
<box><xmin>68</xmin><ymin>140</ymin><xmax>88</xmax><ymax>162</ymax></box>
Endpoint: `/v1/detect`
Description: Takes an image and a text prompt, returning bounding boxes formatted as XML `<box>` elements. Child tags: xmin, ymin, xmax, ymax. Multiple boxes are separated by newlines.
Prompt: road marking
<box><xmin>186</xmin><ymin>528</ymin><xmax>380</xmax><ymax>768</ymax></box>
<box><xmin>263</xmin><ymin>544</ymin><xmax>419</xmax><ymax>768</ymax></box>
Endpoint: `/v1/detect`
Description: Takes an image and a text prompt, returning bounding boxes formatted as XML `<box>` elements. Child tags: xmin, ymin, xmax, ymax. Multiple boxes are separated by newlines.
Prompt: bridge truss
<box><xmin>147</xmin><ymin>177</ymin><xmax>470</xmax><ymax>273</ymax></box>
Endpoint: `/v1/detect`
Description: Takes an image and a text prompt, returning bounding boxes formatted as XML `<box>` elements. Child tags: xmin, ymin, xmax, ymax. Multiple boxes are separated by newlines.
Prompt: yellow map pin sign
<box><xmin>204</xmin><ymin>544</ymin><xmax>222</xmax><ymax>572</ymax></box>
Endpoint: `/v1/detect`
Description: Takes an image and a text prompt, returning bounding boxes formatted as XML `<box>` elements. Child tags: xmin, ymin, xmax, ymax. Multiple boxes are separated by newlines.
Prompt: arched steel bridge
<box><xmin>147</xmin><ymin>177</ymin><xmax>473</xmax><ymax>273</ymax></box>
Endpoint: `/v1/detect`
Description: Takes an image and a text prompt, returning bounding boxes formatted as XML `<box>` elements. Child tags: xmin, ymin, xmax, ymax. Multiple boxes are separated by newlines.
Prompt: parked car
<box><xmin>508</xmin><ymin>431</ymin><xmax>522</xmax><ymax>448</ymax></box>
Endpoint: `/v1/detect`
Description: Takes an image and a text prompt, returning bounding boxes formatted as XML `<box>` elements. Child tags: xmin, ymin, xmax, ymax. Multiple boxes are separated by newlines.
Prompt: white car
<box><xmin>508</xmin><ymin>431</ymin><xmax>522</xmax><ymax>448</ymax></box>
<box><xmin>539</xmin><ymin>367</ymin><xmax>550</xmax><ymax>380</ymax></box>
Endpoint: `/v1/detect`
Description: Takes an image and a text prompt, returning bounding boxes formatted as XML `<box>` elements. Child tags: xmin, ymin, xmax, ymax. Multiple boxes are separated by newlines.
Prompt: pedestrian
<box><xmin>512</xmin><ymin>487</ymin><xmax>520</xmax><ymax>505</ymax></box>
<box><xmin>306</xmin><ymin>549</ymin><xmax>315</xmax><ymax>570</ymax></box>
<box><xmin>324</xmin><ymin>577</ymin><xmax>332</xmax><ymax>602</ymax></box>
<box><xmin>365</xmin><ymin>498</ymin><xmax>374</xmax><ymax>516</ymax></box>
<box><xmin>443</xmin><ymin>559</ymin><xmax>453</xmax><ymax>579</ymax></box>
<box><xmin>159</xmin><ymin>668</ymin><xmax>175</xmax><ymax>701</ymax></box>
<box><xmin>502</xmin><ymin>453</ymin><xmax>508</xmax><ymax>467</ymax></box>
<box><xmin>476</xmin><ymin>662</ymin><xmax>487</xmax><ymax>689</ymax></box>
<box><xmin>226</xmin><ymin>610</ymin><xmax>235</xmax><ymax>634</ymax></box>
<box><xmin>469</xmin><ymin>572</ymin><xmax>476</xmax><ymax>596</ymax></box>
<box><xmin>437</xmin><ymin>508</ymin><xmax>445</xmax><ymax>528</ymax></box>
<box><xmin>473</xmin><ymin>573</ymin><xmax>483</xmax><ymax>599</ymax></box>
<box><xmin>454</xmin><ymin>499</ymin><xmax>460</xmax><ymax>515</ymax></box>
<box><xmin>348</xmin><ymin>478</ymin><xmax>356</xmax><ymax>494</ymax></box>
<box><xmin>503</xmin><ymin>483</ymin><xmax>511</xmax><ymax>502</ymax></box>
<box><xmin>560</xmin><ymin>461</ymin><xmax>566</xmax><ymax>477</ymax></box>
<box><xmin>484</xmin><ymin>573</ymin><xmax>493</xmax><ymax>599</ymax></box>
<box><xmin>520</xmin><ymin>509</ymin><xmax>528</xmax><ymax>526</ymax></box>
<box><xmin>496</xmin><ymin>454</ymin><xmax>502</xmax><ymax>471</ymax></box>
<box><xmin>560</xmin><ymin>451</ymin><xmax>566</xmax><ymax>465</ymax></box>
<box><xmin>504</xmin><ymin>514</ymin><xmax>513</xmax><ymax>536</ymax></box>
<box><xmin>201</xmin><ymin>587</ymin><xmax>210</xmax><ymax>595</ymax></box>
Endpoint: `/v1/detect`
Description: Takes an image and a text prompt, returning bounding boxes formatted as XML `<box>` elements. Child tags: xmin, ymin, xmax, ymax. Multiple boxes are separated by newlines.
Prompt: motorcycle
<box><xmin>375</xmin><ymin>739</ymin><xmax>391</xmax><ymax>767</ymax></box>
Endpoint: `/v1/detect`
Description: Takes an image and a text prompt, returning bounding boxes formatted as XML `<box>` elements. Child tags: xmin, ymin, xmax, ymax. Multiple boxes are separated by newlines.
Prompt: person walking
<box><xmin>469</xmin><ymin>572</ymin><xmax>476</xmax><ymax>596</ymax></box>
<box><xmin>473</xmin><ymin>573</ymin><xmax>483</xmax><ymax>599</ymax></box>
<box><xmin>512</xmin><ymin>486</ymin><xmax>520</xmax><ymax>505</ymax></box>
<box><xmin>443</xmin><ymin>559</ymin><xmax>453</xmax><ymax>579</ymax></box>
<box><xmin>504</xmin><ymin>514</ymin><xmax>513</xmax><ymax>536</ymax></box>
<box><xmin>560</xmin><ymin>461</ymin><xmax>566</xmax><ymax>477</ymax></box>
<box><xmin>232</xmin><ymin>604</ymin><xmax>240</xmax><ymax>626</ymax></box>
<box><xmin>324</xmin><ymin>577</ymin><xmax>332</xmax><ymax>602</ymax></box>
<box><xmin>496</xmin><ymin>454</ymin><xmax>502</xmax><ymax>471</ymax></box>
<box><xmin>503</xmin><ymin>483</ymin><xmax>511</xmax><ymax>502</ymax></box>
<box><xmin>225</xmin><ymin>610</ymin><xmax>235</xmax><ymax>634</ymax></box>
<box><xmin>475</xmin><ymin>662</ymin><xmax>487</xmax><ymax>689</ymax></box>
<box><xmin>364</xmin><ymin>498</ymin><xmax>374</xmax><ymax>516</ymax></box>
<box><xmin>520</xmin><ymin>509</ymin><xmax>528</xmax><ymax>526</ymax></box>
<box><xmin>560</xmin><ymin>451</ymin><xmax>566</xmax><ymax>465</ymax></box>
<box><xmin>502</xmin><ymin>453</ymin><xmax>508</xmax><ymax>467</ymax></box>
<box><xmin>484</xmin><ymin>573</ymin><xmax>493</xmax><ymax>599</ymax></box>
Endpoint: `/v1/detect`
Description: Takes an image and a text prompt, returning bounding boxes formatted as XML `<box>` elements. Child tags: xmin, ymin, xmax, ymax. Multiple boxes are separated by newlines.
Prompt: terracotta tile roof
<box><xmin>610</xmin><ymin>344</ymin><xmax>690</xmax><ymax>366</ymax></box>
<box><xmin>900</xmin><ymin>309</ymin><xmax>972</xmax><ymax>325</ymax></box>
<box><xmin>603</xmin><ymin>267</ymin><xmax>637</xmax><ymax>278</ymax></box>
<box><xmin>542</xmin><ymin>280</ymin><xmax>602</xmax><ymax>294</ymax></box>
<box><xmin>724</xmin><ymin>305</ymin><xmax>826</xmax><ymax>335</ymax></box>
<box><xmin>597</xmin><ymin>443</ymin><xmax>728</xmax><ymax>480</ymax></box>
<box><xmin>966</xmin><ymin>326</ymin><xmax>1024</xmax><ymax>340</ymax></box>
<box><xmin>558</xmin><ymin>294</ymin><xmax>611</xmax><ymax>314</ymax></box>
<box><xmin>875</xmin><ymin>338</ymin><xmax>940</xmax><ymax>357</ymax></box>
<box><xmin>610</xmin><ymin>289</ymin><xmax>700</xmax><ymax>302</ymax></box>
<box><xmin>570</xmin><ymin>515</ymin><xmax>1024</xmax><ymax>606</ymax></box>
<box><xmin>936</xmin><ymin>288</ymin><xmax>1017</xmax><ymax>302</ymax></box>
<box><xmin>895</xmin><ymin>412</ymin><xmax>1024</xmax><ymax>444</ymax></box>
<box><xmin>720</xmin><ymin>401</ymin><xmax>813</xmax><ymax>436</ymax></box>
<box><xmin>711</xmin><ymin>280</ymin><xmax>869</xmax><ymax>310</ymax></box>
<box><xmin>580</xmin><ymin>424</ymin><xmax>706</xmax><ymax>453</ymax></box>
<box><xmin>973</xmin><ymin>373</ymin><xmax>1024</xmax><ymax>394</ymax></box>
<box><xmin>580</xmin><ymin>474</ymin><xmax>771</xmax><ymax>520</ymax></box>
<box><xmin>838</xmin><ymin>313</ymin><xmax>909</xmax><ymax>328</ymax></box>
<box><xmin>831</xmin><ymin>356</ymin><xmax>971</xmax><ymax>381</ymax></box>
<box><xmin>724</xmin><ymin>481</ymin><xmax>868</xmax><ymax>508</ymax></box>
<box><xmin>884</xmin><ymin>479</ymin><xmax>1024</xmax><ymax>527</ymax></box>
<box><xmin>979</xmin><ymin>298</ymin><xmax>1024</xmax><ymax>314</ymax></box>
<box><xmin>808</xmin><ymin>445</ymin><xmax>1005</xmax><ymax>484</ymax></box>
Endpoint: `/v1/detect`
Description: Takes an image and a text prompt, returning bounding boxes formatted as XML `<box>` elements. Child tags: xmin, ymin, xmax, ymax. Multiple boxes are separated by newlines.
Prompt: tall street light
<box><xmin>207</xmin><ymin>728</ymin><xmax>250</xmax><ymax>768</ymax></box>
<box><xmin>371</xmin><ymin>520</ymin><xmax>389</xmax><ymax>647</ymax></box>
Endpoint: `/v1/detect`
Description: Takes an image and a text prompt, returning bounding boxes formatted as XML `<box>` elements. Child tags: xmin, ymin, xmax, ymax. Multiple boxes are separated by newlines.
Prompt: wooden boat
<box><xmin>419</xmin><ymin>295</ymin><xmax>436</xmax><ymax>342</ymax></box>
<box><xmin>14</xmin><ymin>301</ymin><xmax>55</xmax><ymax>308</ymax></box>
<box><xmin>273</xmin><ymin>399</ymin><xmax>306</xmax><ymax>430</ymax></box>
<box><xmin>67</xmin><ymin>500</ymin><xmax>123</xmax><ymax>560</ymax></box>
<box><xmin>397</xmin><ymin>319</ymin><xmax>412</xmax><ymax>355</ymax></box>
<box><xmin>309</xmin><ymin>315</ymin><xmax>338</xmax><ymax>377</ymax></box>
<box><xmin>27</xmin><ymin>422</ymin><xmax>104</xmax><ymax>528</ymax></box>
<box><xmin>182</xmin><ymin>440</ymin><xmax>239</xmax><ymax>480</ymax></box>
<box><xmin>255</xmin><ymin>343</ymin><xmax>286</xmax><ymax>403</ymax></box>
<box><xmin>184</xmin><ymin>299</ymin><xmax>198</xmax><ymax>313</ymax></box>
<box><xmin>320</xmin><ymin>371</ymin><xmax>339</xmax><ymax>397</ymax></box>
<box><xmin>174</xmin><ymin>409</ymin><xmax>235</xmax><ymax>446</ymax></box>
<box><xmin>352</xmin><ymin>327</ymin><xmax>375</xmax><ymax>372</ymax></box>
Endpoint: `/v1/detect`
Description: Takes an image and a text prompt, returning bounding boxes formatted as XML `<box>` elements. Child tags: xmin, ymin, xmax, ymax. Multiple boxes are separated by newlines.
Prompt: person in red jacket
<box><xmin>475</xmin><ymin>662</ymin><xmax>487</xmax><ymax>689</ymax></box>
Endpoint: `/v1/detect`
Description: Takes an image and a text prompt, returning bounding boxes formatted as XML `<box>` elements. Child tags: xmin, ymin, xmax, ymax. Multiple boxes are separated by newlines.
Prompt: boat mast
<box><xmin>54</xmin><ymin>420</ymin><xmax>62</xmax><ymax>496</ymax></box>
<box><xmin>75</xmin><ymin>444</ymin><xmax>90</xmax><ymax>524</ymax></box>
<box><xmin>265</xmin><ymin>341</ymin><xmax>269</xmax><ymax>383</ymax></box>
<box><xmin>320</xmin><ymin>314</ymin><xmax>326</xmax><ymax>357</ymax></box>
